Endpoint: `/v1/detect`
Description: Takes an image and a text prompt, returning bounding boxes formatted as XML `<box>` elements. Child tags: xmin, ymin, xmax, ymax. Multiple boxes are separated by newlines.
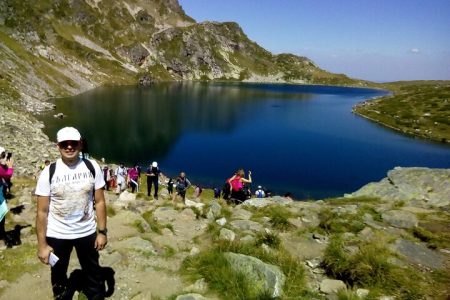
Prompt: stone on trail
<box><xmin>216</xmin><ymin>217</ymin><xmax>227</xmax><ymax>226</ymax></box>
<box><xmin>319</xmin><ymin>279</ymin><xmax>346</xmax><ymax>294</ymax></box>
<box><xmin>219</xmin><ymin>228</ymin><xmax>236</xmax><ymax>242</ymax></box>
<box><xmin>176</xmin><ymin>293</ymin><xmax>209</xmax><ymax>300</ymax></box>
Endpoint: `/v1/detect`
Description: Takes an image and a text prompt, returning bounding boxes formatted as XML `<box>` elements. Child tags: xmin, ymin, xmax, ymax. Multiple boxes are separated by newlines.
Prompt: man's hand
<box><xmin>37</xmin><ymin>244</ymin><xmax>54</xmax><ymax>265</ymax></box>
<box><xmin>95</xmin><ymin>234</ymin><xmax>107</xmax><ymax>251</ymax></box>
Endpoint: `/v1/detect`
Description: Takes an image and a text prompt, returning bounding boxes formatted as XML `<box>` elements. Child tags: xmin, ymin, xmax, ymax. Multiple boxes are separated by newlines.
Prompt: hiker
<box><xmin>0</xmin><ymin>146</ymin><xmax>13</xmax><ymax>243</ymax></box>
<box><xmin>115</xmin><ymin>163</ymin><xmax>127</xmax><ymax>194</ymax></box>
<box><xmin>102</xmin><ymin>165</ymin><xmax>111</xmax><ymax>191</ymax></box>
<box><xmin>255</xmin><ymin>185</ymin><xmax>265</xmax><ymax>198</ymax></box>
<box><xmin>172</xmin><ymin>172</ymin><xmax>191</xmax><ymax>204</ymax></box>
<box><xmin>127</xmin><ymin>164</ymin><xmax>140</xmax><ymax>193</ymax></box>
<box><xmin>167</xmin><ymin>178</ymin><xmax>174</xmax><ymax>195</ymax></box>
<box><xmin>228</xmin><ymin>169</ymin><xmax>252</xmax><ymax>204</ymax></box>
<box><xmin>145</xmin><ymin>161</ymin><xmax>161</xmax><ymax>199</ymax></box>
<box><xmin>193</xmin><ymin>185</ymin><xmax>203</xmax><ymax>199</ymax></box>
<box><xmin>35</xmin><ymin>127</ymin><xmax>107</xmax><ymax>300</ymax></box>
<box><xmin>213</xmin><ymin>187</ymin><xmax>221</xmax><ymax>199</ymax></box>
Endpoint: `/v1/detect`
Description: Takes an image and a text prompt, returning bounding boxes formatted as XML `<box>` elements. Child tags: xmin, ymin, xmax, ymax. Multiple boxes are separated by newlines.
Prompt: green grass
<box><xmin>321</xmin><ymin>235</ymin><xmax>434</xmax><ymax>299</ymax></box>
<box><xmin>142</xmin><ymin>211</ymin><xmax>163</xmax><ymax>234</ymax></box>
<box><xmin>354</xmin><ymin>81</ymin><xmax>450</xmax><ymax>143</ymax></box>
<box><xmin>181</xmin><ymin>240</ymin><xmax>308</xmax><ymax>299</ymax></box>
<box><xmin>0</xmin><ymin>242</ymin><xmax>43</xmax><ymax>283</ymax></box>
<box><xmin>318</xmin><ymin>208</ymin><xmax>365</xmax><ymax>234</ymax></box>
<box><xmin>251</xmin><ymin>205</ymin><xmax>294</xmax><ymax>231</ymax></box>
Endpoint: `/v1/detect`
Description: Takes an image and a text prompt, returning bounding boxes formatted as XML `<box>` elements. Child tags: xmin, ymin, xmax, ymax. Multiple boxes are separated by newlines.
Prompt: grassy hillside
<box><xmin>354</xmin><ymin>81</ymin><xmax>450</xmax><ymax>143</ymax></box>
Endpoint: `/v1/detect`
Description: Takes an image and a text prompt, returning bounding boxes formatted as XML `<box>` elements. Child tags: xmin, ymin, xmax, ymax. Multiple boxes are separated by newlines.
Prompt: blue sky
<box><xmin>178</xmin><ymin>0</ymin><xmax>450</xmax><ymax>82</ymax></box>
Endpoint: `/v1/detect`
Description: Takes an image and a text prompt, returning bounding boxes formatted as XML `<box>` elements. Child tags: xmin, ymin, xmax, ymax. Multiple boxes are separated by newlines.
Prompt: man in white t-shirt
<box><xmin>35</xmin><ymin>127</ymin><xmax>107</xmax><ymax>300</ymax></box>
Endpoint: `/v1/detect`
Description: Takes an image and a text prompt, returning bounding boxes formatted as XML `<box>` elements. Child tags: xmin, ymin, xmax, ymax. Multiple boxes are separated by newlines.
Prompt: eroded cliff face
<box><xmin>0</xmin><ymin>0</ymin><xmax>363</xmax><ymax>175</ymax></box>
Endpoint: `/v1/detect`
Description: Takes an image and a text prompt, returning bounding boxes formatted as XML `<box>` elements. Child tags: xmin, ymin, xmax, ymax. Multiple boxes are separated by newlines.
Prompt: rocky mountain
<box><xmin>0</xmin><ymin>0</ymin><xmax>370</xmax><ymax>175</ymax></box>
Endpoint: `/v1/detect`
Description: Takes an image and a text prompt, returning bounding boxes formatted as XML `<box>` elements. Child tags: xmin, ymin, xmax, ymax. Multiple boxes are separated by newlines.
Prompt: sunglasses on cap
<box><xmin>58</xmin><ymin>140</ymin><xmax>81</xmax><ymax>149</ymax></box>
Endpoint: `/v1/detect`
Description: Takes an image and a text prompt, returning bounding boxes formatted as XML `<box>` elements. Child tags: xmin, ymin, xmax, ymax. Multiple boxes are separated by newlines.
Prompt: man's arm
<box><xmin>36</xmin><ymin>195</ymin><xmax>53</xmax><ymax>264</ymax></box>
<box><xmin>94</xmin><ymin>188</ymin><xmax>107</xmax><ymax>251</ymax></box>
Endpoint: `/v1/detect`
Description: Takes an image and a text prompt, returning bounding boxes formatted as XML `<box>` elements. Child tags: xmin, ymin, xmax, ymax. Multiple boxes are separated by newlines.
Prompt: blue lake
<box><xmin>39</xmin><ymin>82</ymin><xmax>450</xmax><ymax>199</ymax></box>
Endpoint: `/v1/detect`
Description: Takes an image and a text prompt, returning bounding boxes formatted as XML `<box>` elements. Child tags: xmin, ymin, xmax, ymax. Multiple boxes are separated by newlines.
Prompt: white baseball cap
<box><xmin>0</xmin><ymin>146</ymin><xmax>5</xmax><ymax>154</ymax></box>
<box><xmin>57</xmin><ymin>127</ymin><xmax>81</xmax><ymax>142</ymax></box>
<box><xmin>152</xmin><ymin>161</ymin><xmax>158</xmax><ymax>167</ymax></box>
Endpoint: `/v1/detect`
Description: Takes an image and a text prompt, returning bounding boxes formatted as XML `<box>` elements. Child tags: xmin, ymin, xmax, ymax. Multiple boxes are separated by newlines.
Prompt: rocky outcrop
<box><xmin>348</xmin><ymin>167</ymin><xmax>450</xmax><ymax>207</ymax></box>
<box><xmin>224</xmin><ymin>252</ymin><xmax>286</xmax><ymax>298</ymax></box>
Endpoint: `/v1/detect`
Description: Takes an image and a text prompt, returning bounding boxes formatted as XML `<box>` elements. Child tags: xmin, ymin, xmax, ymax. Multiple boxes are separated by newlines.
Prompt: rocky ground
<box><xmin>0</xmin><ymin>167</ymin><xmax>449</xmax><ymax>299</ymax></box>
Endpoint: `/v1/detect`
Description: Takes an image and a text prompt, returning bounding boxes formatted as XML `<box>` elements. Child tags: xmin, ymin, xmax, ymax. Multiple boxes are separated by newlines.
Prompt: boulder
<box><xmin>242</xmin><ymin>196</ymin><xmax>292</xmax><ymax>208</ymax></box>
<box><xmin>230</xmin><ymin>219</ymin><xmax>264</xmax><ymax>232</ymax></box>
<box><xmin>176</xmin><ymin>294</ymin><xmax>208</xmax><ymax>300</ymax></box>
<box><xmin>382</xmin><ymin>210</ymin><xmax>418</xmax><ymax>229</ymax></box>
<box><xmin>219</xmin><ymin>228</ymin><xmax>236</xmax><ymax>242</ymax></box>
<box><xmin>319</xmin><ymin>279</ymin><xmax>346</xmax><ymax>294</ymax></box>
<box><xmin>349</xmin><ymin>167</ymin><xmax>450</xmax><ymax>207</ymax></box>
<box><xmin>224</xmin><ymin>252</ymin><xmax>286</xmax><ymax>298</ymax></box>
<box><xmin>392</xmin><ymin>238</ymin><xmax>446</xmax><ymax>270</ymax></box>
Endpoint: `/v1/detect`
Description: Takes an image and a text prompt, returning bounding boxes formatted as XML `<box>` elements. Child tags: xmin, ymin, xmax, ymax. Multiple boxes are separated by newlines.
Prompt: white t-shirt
<box><xmin>35</xmin><ymin>158</ymin><xmax>105</xmax><ymax>239</ymax></box>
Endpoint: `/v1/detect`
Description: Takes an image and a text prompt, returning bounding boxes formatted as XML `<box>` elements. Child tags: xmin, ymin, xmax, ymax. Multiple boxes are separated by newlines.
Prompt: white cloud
<box><xmin>410</xmin><ymin>48</ymin><xmax>420</xmax><ymax>53</ymax></box>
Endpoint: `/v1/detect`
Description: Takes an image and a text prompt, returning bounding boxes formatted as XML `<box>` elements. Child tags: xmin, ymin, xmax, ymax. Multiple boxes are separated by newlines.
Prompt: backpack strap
<box><xmin>49</xmin><ymin>158</ymin><xmax>96</xmax><ymax>184</ymax></box>
<box><xmin>49</xmin><ymin>162</ymin><xmax>56</xmax><ymax>184</ymax></box>
<box><xmin>82</xmin><ymin>158</ymin><xmax>96</xmax><ymax>179</ymax></box>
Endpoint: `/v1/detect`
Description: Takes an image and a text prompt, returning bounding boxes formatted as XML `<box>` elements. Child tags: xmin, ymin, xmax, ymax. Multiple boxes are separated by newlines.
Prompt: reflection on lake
<box><xmin>39</xmin><ymin>82</ymin><xmax>450</xmax><ymax>199</ymax></box>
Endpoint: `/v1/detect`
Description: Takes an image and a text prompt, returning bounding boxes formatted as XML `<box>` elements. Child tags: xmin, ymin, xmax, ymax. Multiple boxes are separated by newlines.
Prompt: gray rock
<box><xmin>113</xmin><ymin>237</ymin><xmax>157</xmax><ymax>254</ymax></box>
<box><xmin>392</xmin><ymin>238</ymin><xmax>446</xmax><ymax>270</ymax></box>
<box><xmin>176</xmin><ymin>293</ymin><xmax>208</xmax><ymax>300</ymax></box>
<box><xmin>230</xmin><ymin>219</ymin><xmax>264</xmax><ymax>232</ymax></box>
<box><xmin>219</xmin><ymin>228</ymin><xmax>236</xmax><ymax>242</ymax></box>
<box><xmin>350</xmin><ymin>167</ymin><xmax>450</xmax><ymax>207</ymax></box>
<box><xmin>240</xmin><ymin>235</ymin><xmax>256</xmax><ymax>243</ymax></box>
<box><xmin>242</xmin><ymin>196</ymin><xmax>292</xmax><ymax>208</ymax></box>
<box><xmin>216</xmin><ymin>217</ymin><xmax>227</xmax><ymax>226</ymax></box>
<box><xmin>224</xmin><ymin>252</ymin><xmax>286</xmax><ymax>298</ymax></box>
<box><xmin>319</xmin><ymin>279</ymin><xmax>346</xmax><ymax>294</ymax></box>
<box><xmin>382</xmin><ymin>210</ymin><xmax>418</xmax><ymax>229</ymax></box>
<box><xmin>232</xmin><ymin>208</ymin><xmax>253</xmax><ymax>220</ymax></box>
<box><xmin>356</xmin><ymin>288</ymin><xmax>370</xmax><ymax>298</ymax></box>
<box><xmin>184</xmin><ymin>278</ymin><xmax>208</xmax><ymax>294</ymax></box>
<box><xmin>208</xmin><ymin>200</ymin><xmax>222</xmax><ymax>217</ymax></box>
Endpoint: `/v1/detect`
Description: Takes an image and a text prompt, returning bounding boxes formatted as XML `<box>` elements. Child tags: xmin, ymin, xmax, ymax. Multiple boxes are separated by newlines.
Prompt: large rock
<box><xmin>392</xmin><ymin>238</ymin><xmax>447</xmax><ymax>270</ymax></box>
<box><xmin>224</xmin><ymin>252</ymin><xmax>286</xmax><ymax>298</ymax></box>
<box><xmin>319</xmin><ymin>279</ymin><xmax>346</xmax><ymax>294</ymax></box>
<box><xmin>230</xmin><ymin>219</ymin><xmax>264</xmax><ymax>232</ymax></box>
<box><xmin>382</xmin><ymin>210</ymin><xmax>418</xmax><ymax>229</ymax></box>
<box><xmin>176</xmin><ymin>293</ymin><xmax>208</xmax><ymax>300</ymax></box>
<box><xmin>349</xmin><ymin>167</ymin><xmax>450</xmax><ymax>207</ymax></box>
<box><xmin>242</xmin><ymin>196</ymin><xmax>293</xmax><ymax>208</ymax></box>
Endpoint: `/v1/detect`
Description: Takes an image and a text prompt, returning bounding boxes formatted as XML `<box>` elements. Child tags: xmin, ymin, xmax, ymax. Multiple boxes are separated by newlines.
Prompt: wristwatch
<box><xmin>98</xmin><ymin>228</ymin><xmax>108</xmax><ymax>236</ymax></box>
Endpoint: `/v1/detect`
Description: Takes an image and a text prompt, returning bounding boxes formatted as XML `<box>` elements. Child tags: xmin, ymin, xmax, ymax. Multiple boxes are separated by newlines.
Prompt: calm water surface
<box><xmin>39</xmin><ymin>83</ymin><xmax>450</xmax><ymax>199</ymax></box>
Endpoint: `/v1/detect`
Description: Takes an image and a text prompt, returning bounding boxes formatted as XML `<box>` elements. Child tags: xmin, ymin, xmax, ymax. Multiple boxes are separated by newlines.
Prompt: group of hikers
<box><xmin>101</xmin><ymin>162</ymin><xmax>193</xmax><ymax>204</ymax></box>
<box><xmin>1</xmin><ymin>126</ymin><xmax>284</xmax><ymax>300</ymax></box>
<box><xmin>101</xmin><ymin>162</ymin><xmax>272</xmax><ymax>205</ymax></box>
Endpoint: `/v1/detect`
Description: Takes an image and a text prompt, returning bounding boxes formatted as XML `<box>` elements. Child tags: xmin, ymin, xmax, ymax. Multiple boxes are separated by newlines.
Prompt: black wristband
<box><xmin>98</xmin><ymin>229</ymin><xmax>108</xmax><ymax>236</ymax></box>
